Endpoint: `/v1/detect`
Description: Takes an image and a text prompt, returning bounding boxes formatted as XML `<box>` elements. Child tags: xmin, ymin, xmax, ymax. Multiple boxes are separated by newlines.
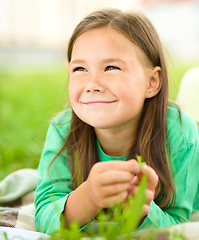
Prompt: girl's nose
<box><xmin>85</xmin><ymin>76</ymin><xmax>106</xmax><ymax>93</ymax></box>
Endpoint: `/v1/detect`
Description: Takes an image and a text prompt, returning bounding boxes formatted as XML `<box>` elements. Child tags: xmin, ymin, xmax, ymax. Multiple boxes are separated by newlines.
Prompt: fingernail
<box><xmin>143</xmin><ymin>165</ymin><xmax>148</xmax><ymax>172</ymax></box>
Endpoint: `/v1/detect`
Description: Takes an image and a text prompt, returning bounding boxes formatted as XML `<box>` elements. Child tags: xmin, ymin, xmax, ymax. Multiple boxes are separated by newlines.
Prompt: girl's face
<box><xmin>69</xmin><ymin>27</ymin><xmax>155</xmax><ymax>132</ymax></box>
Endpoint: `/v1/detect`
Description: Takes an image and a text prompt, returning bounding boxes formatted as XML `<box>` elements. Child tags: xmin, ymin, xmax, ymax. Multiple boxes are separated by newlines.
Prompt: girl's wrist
<box><xmin>82</xmin><ymin>181</ymin><xmax>100</xmax><ymax>214</ymax></box>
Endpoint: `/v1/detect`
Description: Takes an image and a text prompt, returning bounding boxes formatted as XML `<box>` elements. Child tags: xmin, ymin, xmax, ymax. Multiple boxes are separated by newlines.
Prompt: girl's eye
<box><xmin>73</xmin><ymin>67</ymin><xmax>87</xmax><ymax>72</ymax></box>
<box><xmin>105</xmin><ymin>66</ymin><xmax>120</xmax><ymax>71</ymax></box>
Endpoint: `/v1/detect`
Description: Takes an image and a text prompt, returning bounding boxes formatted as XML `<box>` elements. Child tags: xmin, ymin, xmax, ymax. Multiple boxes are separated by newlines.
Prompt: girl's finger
<box><xmin>128</xmin><ymin>186</ymin><xmax>154</xmax><ymax>205</ymax></box>
<box><xmin>142</xmin><ymin>165</ymin><xmax>159</xmax><ymax>190</ymax></box>
<box><xmin>142</xmin><ymin>204</ymin><xmax>150</xmax><ymax>217</ymax></box>
<box><xmin>99</xmin><ymin>182</ymin><xmax>131</xmax><ymax>198</ymax></box>
<box><xmin>100</xmin><ymin>170</ymin><xmax>135</xmax><ymax>185</ymax></box>
<box><xmin>135</xmin><ymin>165</ymin><xmax>158</xmax><ymax>191</ymax></box>
<box><xmin>130</xmin><ymin>175</ymin><xmax>139</xmax><ymax>186</ymax></box>
<box><xmin>93</xmin><ymin>160</ymin><xmax>141</xmax><ymax>174</ymax></box>
<box><xmin>98</xmin><ymin>191</ymin><xmax>129</xmax><ymax>208</ymax></box>
<box><xmin>145</xmin><ymin>189</ymin><xmax>154</xmax><ymax>205</ymax></box>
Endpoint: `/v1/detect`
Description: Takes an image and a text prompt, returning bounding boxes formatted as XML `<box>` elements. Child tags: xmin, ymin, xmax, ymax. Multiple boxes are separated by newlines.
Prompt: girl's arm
<box><xmin>139</xmin><ymin>140</ymin><xmax>199</xmax><ymax>229</ymax></box>
<box><xmin>63</xmin><ymin>160</ymin><xmax>141</xmax><ymax>226</ymax></box>
<box><xmin>127</xmin><ymin>108</ymin><xmax>199</xmax><ymax>229</ymax></box>
<box><xmin>35</xmin><ymin>110</ymin><xmax>74</xmax><ymax>234</ymax></box>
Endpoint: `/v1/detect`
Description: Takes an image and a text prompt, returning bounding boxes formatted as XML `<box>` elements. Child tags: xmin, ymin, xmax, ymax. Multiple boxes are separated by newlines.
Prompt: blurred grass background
<box><xmin>0</xmin><ymin>66</ymin><xmax>69</xmax><ymax>179</ymax></box>
<box><xmin>0</xmin><ymin>61</ymin><xmax>198</xmax><ymax>180</ymax></box>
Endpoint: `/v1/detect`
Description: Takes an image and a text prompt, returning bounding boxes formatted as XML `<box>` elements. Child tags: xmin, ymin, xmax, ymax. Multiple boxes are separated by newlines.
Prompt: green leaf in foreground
<box><xmin>50</xmin><ymin>222</ymin><xmax>83</xmax><ymax>240</ymax></box>
<box><xmin>136</xmin><ymin>155</ymin><xmax>146</xmax><ymax>169</ymax></box>
<box><xmin>3</xmin><ymin>232</ymin><xmax>9</xmax><ymax>240</ymax></box>
<box><xmin>121</xmin><ymin>172</ymin><xmax>147</xmax><ymax>235</ymax></box>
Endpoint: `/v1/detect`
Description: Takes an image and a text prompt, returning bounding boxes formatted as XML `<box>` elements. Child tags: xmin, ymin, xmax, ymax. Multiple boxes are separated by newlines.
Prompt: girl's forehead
<box><xmin>73</xmin><ymin>27</ymin><xmax>138</xmax><ymax>55</ymax></box>
<box><xmin>72</xmin><ymin>27</ymin><xmax>151</xmax><ymax>68</ymax></box>
<box><xmin>76</xmin><ymin>27</ymin><xmax>129</xmax><ymax>43</ymax></box>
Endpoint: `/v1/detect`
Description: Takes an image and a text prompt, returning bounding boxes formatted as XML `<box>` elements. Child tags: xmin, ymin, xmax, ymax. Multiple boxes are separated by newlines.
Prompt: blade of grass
<box><xmin>121</xmin><ymin>173</ymin><xmax>147</xmax><ymax>234</ymax></box>
<box><xmin>136</xmin><ymin>155</ymin><xmax>146</xmax><ymax>169</ymax></box>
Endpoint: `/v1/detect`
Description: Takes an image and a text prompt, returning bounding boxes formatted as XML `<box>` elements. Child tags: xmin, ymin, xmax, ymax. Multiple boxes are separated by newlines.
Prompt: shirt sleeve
<box><xmin>139</xmin><ymin>141</ymin><xmax>199</xmax><ymax>229</ymax></box>
<box><xmin>139</xmin><ymin>108</ymin><xmax>199</xmax><ymax>229</ymax></box>
<box><xmin>34</xmin><ymin>110</ymin><xmax>74</xmax><ymax>234</ymax></box>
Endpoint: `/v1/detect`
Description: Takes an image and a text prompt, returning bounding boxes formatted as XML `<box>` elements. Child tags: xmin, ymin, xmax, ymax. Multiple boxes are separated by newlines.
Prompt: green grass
<box><xmin>0</xmin><ymin>60</ymin><xmax>198</xmax><ymax>180</ymax></box>
<box><xmin>0</xmin><ymin>66</ymin><xmax>69</xmax><ymax>180</ymax></box>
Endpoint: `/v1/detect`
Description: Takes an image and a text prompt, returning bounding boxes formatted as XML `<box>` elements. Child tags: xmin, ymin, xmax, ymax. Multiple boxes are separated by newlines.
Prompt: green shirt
<box><xmin>35</xmin><ymin>104</ymin><xmax>199</xmax><ymax>234</ymax></box>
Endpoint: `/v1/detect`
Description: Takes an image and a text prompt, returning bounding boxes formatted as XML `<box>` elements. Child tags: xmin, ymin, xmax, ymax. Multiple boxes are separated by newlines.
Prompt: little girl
<box><xmin>35</xmin><ymin>8</ymin><xmax>199</xmax><ymax>234</ymax></box>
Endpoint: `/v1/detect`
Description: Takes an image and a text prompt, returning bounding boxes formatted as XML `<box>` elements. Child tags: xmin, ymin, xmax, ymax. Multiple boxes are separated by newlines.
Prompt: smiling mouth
<box><xmin>81</xmin><ymin>100</ymin><xmax>117</xmax><ymax>105</ymax></box>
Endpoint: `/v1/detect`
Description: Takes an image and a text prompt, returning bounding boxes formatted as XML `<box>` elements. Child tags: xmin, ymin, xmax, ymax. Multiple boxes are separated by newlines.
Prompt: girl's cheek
<box><xmin>69</xmin><ymin>92</ymin><xmax>77</xmax><ymax>105</ymax></box>
<box><xmin>69</xmin><ymin>80</ymin><xmax>76</xmax><ymax>94</ymax></box>
<box><xmin>69</xmin><ymin>88</ymin><xmax>76</xmax><ymax>104</ymax></box>
<box><xmin>69</xmin><ymin>85</ymin><xmax>81</xmax><ymax>105</ymax></box>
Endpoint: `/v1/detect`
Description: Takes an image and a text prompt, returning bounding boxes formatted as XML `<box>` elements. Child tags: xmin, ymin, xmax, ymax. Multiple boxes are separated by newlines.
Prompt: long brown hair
<box><xmin>52</xmin><ymin>8</ymin><xmax>176</xmax><ymax>210</ymax></box>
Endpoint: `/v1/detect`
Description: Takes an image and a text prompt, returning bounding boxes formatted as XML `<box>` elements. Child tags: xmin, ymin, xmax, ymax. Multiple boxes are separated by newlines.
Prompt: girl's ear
<box><xmin>145</xmin><ymin>66</ymin><xmax>162</xmax><ymax>98</ymax></box>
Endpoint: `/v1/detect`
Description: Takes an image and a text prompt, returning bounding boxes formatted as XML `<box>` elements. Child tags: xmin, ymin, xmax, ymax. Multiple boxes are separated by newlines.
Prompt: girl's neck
<box><xmin>94</xmin><ymin>126</ymin><xmax>137</xmax><ymax>157</ymax></box>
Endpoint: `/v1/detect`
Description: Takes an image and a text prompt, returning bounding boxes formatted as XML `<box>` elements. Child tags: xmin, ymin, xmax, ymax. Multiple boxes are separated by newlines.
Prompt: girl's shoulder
<box><xmin>166</xmin><ymin>103</ymin><xmax>199</xmax><ymax>147</ymax></box>
<box><xmin>48</xmin><ymin>108</ymin><xmax>73</xmax><ymax>140</ymax></box>
<box><xmin>51</xmin><ymin>108</ymin><xmax>72</xmax><ymax>125</ymax></box>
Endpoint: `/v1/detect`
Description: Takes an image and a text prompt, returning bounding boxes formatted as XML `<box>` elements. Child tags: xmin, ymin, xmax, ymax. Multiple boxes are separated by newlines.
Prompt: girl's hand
<box><xmin>127</xmin><ymin>164</ymin><xmax>158</xmax><ymax>217</ymax></box>
<box><xmin>84</xmin><ymin>160</ymin><xmax>141</xmax><ymax>209</ymax></box>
